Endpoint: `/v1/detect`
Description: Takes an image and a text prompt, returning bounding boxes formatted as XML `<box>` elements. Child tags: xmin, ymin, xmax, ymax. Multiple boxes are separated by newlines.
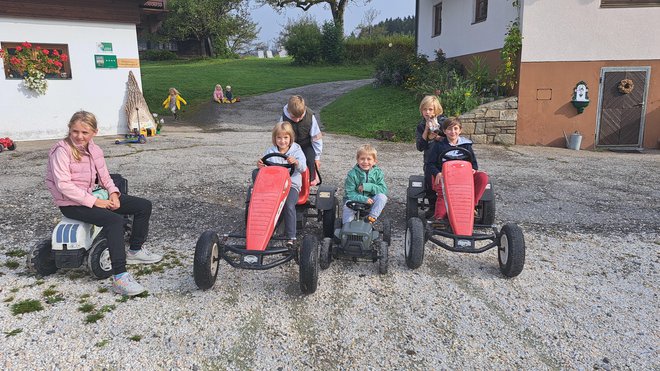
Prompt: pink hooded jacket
<box><xmin>45</xmin><ymin>139</ymin><xmax>120</xmax><ymax>208</ymax></box>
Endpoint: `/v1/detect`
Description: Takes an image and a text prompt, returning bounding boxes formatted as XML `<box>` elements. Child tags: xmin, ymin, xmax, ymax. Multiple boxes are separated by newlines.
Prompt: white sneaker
<box><xmin>126</xmin><ymin>248</ymin><xmax>163</xmax><ymax>265</ymax></box>
<box><xmin>112</xmin><ymin>272</ymin><xmax>145</xmax><ymax>296</ymax></box>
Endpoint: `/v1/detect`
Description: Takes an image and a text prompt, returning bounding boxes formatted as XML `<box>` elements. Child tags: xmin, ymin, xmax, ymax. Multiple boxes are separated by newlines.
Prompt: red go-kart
<box><xmin>0</xmin><ymin>137</ymin><xmax>16</xmax><ymax>152</ymax></box>
<box><xmin>404</xmin><ymin>147</ymin><xmax>525</xmax><ymax>277</ymax></box>
<box><xmin>193</xmin><ymin>153</ymin><xmax>337</xmax><ymax>294</ymax></box>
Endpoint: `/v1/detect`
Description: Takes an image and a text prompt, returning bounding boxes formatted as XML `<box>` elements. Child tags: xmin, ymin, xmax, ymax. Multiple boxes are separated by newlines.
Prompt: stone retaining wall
<box><xmin>458</xmin><ymin>97</ymin><xmax>518</xmax><ymax>145</ymax></box>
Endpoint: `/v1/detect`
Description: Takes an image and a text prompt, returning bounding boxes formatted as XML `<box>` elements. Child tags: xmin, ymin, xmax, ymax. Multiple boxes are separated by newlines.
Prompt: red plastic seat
<box><xmin>297</xmin><ymin>168</ymin><xmax>310</xmax><ymax>205</ymax></box>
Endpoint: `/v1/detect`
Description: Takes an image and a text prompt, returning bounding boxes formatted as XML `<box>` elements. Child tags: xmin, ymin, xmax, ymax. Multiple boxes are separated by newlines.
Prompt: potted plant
<box><xmin>0</xmin><ymin>41</ymin><xmax>69</xmax><ymax>95</ymax></box>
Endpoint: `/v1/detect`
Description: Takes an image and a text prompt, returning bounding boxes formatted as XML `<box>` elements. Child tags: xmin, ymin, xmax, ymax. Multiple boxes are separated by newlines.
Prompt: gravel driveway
<box><xmin>0</xmin><ymin>80</ymin><xmax>658</xmax><ymax>369</ymax></box>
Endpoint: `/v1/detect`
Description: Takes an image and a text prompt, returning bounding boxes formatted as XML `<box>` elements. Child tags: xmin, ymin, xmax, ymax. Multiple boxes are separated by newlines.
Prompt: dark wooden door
<box><xmin>597</xmin><ymin>70</ymin><xmax>647</xmax><ymax>147</ymax></box>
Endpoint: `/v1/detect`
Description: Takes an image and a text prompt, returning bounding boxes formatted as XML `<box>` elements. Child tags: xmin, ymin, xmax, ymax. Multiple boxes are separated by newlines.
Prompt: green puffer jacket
<box><xmin>343</xmin><ymin>164</ymin><xmax>388</xmax><ymax>203</ymax></box>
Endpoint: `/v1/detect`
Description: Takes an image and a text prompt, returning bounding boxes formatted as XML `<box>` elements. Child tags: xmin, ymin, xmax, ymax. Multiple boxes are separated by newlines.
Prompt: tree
<box><xmin>258</xmin><ymin>0</ymin><xmax>372</xmax><ymax>32</ymax></box>
<box><xmin>357</xmin><ymin>8</ymin><xmax>379</xmax><ymax>38</ymax></box>
<box><xmin>163</xmin><ymin>0</ymin><xmax>243</xmax><ymax>57</ymax></box>
<box><xmin>222</xmin><ymin>4</ymin><xmax>260</xmax><ymax>55</ymax></box>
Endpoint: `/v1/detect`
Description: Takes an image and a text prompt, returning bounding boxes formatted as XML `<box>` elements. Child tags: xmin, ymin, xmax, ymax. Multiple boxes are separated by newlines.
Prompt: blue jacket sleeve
<box><xmin>415</xmin><ymin>120</ymin><xmax>427</xmax><ymax>152</ymax></box>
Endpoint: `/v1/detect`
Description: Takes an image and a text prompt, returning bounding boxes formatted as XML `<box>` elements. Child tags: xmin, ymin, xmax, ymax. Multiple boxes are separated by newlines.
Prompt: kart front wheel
<box><xmin>378</xmin><ymin>241</ymin><xmax>389</xmax><ymax>275</ymax></box>
<box><xmin>87</xmin><ymin>235</ymin><xmax>112</xmax><ymax>279</ymax></box>
<box><xmin>194</xmin><ymin>231</ymin><xmax>221</xmax><ymax>290</ymax></box>
<box><xmin>27</xmin><ymin>239</ymin><xmax>58</xmax><ymax>276</ymax></box>
<box><xmin>404</xmin><ymin>217</ymin><xmax>425</xmax><ymax>269</ymax></box>
<box><xmin>299</xmin><ymin>235</ymin><xmax>319</xmax><ymax>294</ymax></box>
<box><xmin>498</xmin><ymin>223</ymin><xmax>525</xmax><ymax>277</ymax></box>
<box><xmin>319</xmin><ymin>237</ymin><xmax>332</xmax><ymax>270</ymax></box>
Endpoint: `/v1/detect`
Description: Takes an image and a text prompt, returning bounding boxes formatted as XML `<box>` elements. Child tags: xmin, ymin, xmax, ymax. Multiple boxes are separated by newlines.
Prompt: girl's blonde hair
<box><xmin>65</xmin><ymin>111</ymin><xmax>98</xmax><ymax>161</ymax></box>
<box><xmin>169</xmin><ymin>87</ymin><xmax>179</xmax><ymax>95</ymax></box>
<box><xmin>271</xmin><ymin>122</ymin><xmax>296</xmax><ymax>146</ymax></box>
<box><xmin>215</xmin><ymin>84</ymin><xmax>222</xmax><ymax>90</ymax></box>
<box><xmin>356</xmin><ymin>144</ymin><xmax>377</xmax><ymax>161</ymax></box>
<box><xmin>419</xmin><ymin>95</ymin><xmax>443</xmax><ymax>117</ymax></box>
<box><xmin>442</xmin><ymin>117</ymin><xmax>462</xmax><ymax>131</ymax></box>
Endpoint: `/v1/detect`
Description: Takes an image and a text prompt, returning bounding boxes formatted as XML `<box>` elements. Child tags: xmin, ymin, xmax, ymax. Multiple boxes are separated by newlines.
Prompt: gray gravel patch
<box><xmin>0</xmin><ymin>81</ymin><xmax>658</xmax><ymax>369</ymax></box>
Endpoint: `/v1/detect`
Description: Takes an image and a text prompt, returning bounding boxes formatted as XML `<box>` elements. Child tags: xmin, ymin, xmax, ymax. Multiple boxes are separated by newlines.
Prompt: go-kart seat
<box><xmin>297</xmin><ymin>168</ymin><xmax>310</xmax><ymax>205</ymax></box>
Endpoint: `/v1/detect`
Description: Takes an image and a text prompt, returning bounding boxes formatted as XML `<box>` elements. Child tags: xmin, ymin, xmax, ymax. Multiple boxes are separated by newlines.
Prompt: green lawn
<box><xmin>140</xmin><ymin>57</ymin><xmax>373</xmax><ymax>115</ymax></box>
<box><xmin>321</xmin><ymin>85</ymin><xmax>421</xmax><ymax>142</ymax></box>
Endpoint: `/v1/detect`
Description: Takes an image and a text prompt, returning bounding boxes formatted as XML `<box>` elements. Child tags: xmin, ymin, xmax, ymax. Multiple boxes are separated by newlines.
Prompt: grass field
<box><xmin>320</xmin><ymin>85</ymin><xmax>420</xmax><ymax>142</ymax></box>
<box><xmin>140</xmin><ymin>57</ymin><xmax>373</xmax><ymax>115</ymax></box>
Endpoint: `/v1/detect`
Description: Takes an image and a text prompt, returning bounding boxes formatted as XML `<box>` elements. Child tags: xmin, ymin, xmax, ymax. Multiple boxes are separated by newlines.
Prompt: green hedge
<box><xmin>344</xmin><ymin>35</ymin><xmax>415</xmax><ymax>64</ymax></box>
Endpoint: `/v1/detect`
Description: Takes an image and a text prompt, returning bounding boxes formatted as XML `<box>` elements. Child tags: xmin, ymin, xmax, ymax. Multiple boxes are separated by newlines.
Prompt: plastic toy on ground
<box><xmin>193</xmin><ymin>153</ymin><xmax>338</xmax><ymax>295</ymax></box>
<box><xmin>319</xmin><ymin>201</ymin><xmax>391</xmax><ymax>274</ymax></box>
<box><xmin>404</xmin><ymin>147</ymin><xmax>525</xmax><ymax>277</ymax></box>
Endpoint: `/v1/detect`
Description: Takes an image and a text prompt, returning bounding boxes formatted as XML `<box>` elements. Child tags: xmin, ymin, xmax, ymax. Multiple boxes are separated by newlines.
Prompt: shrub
<box><xmin>321</xmin><ymin>21</ymin><xmax>344</xmax><ymax>64</ymax></box>
<box><xmin>373</xmin><ymin>47</ymin><xmax>416</xmax><ymax>87</ymax></box>
<box><xmin>282</xmin><ymin>17</ymin><xmax>322</xmax><ymax>65</ymax></box>
<box><xmin>466</xmin><ymin>56</ymin><xmax>495</xmax><ymax>96</ymax></box>
<box><xmin>140</xmin><ymin>49</ymin><xmax>177</xmax><ymax>61</ymax></box>
<box><xmin>345</xmin><ymin>35</ymin><xmax>414</xmax><ymax>64</ymax></box>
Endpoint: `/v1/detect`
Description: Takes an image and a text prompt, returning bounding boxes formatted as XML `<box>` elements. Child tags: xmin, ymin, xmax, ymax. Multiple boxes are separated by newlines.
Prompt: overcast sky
<box><xmin>250</xmin><ymin>0</ymin><xmax>416</xmax><ymax>47</ymax></box>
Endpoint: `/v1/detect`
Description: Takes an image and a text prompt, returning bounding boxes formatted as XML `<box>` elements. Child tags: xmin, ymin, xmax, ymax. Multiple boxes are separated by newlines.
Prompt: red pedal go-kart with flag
<box><xmin>0</xmin><ymin>137</ymin><xmax>16</xmax><ymax>152</ymax></box>
<box><xmin>193</xmin><ymin>153</ymin><xmax>338</xmax><ymax>294</ymax></box>
<box><xmin>404</xmin><ymin>147</ymin><xmax>525</xmax><ymax>277</ymax></box>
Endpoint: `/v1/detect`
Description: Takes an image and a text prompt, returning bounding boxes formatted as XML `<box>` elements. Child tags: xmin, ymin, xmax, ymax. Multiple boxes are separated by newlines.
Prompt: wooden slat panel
<box><xmin>0</xmin><ymin>0</ymin><xmax>143</xmax><ymax>24</ymax></box>
<box><xmin>598</xmin><ymin>70</ymin><xmax>646</xmax><ymax>146</ymax></box>
<box><xmin>601</xmin><ymin>0</ymin><xmax>660</xmax><ymax>7</ymax></box>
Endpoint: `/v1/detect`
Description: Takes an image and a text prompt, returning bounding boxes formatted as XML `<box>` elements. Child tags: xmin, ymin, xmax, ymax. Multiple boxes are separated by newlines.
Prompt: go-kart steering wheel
<box><xmin>346</xmin><ymin>200</ymin><xmax>372</xmax><ymax>212</ymax></box>
<box><xmin>439</xmin><ymin>147</ymin><xmax>474</xmax><ymax>163</ymax></box>
<box><xmin>261</xmin><ymin>153</ymin><xmax>295</xmax><ymax>176</ymax></box>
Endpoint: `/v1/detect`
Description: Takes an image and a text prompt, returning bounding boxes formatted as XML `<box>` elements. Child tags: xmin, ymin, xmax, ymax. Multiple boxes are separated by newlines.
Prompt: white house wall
<box><xmin>520</xmin><ymin>0</ymin><xmax>660</xmax><ymax>62</ymax></box>
<box><xmin>417</xmin><ymin>0</ymin><xmax>518</xmax><ymax>58</ymax></box>
<box><xmin>0</xmin><ymin>17</ymin><xmax>141</xmax><ymax>141</ymax></box>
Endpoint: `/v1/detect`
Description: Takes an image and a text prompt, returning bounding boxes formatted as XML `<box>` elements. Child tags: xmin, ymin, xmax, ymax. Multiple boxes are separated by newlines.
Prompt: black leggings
<box><xmin>301</xmin><ymin>145</ymin><xmax>316</xmax><ymax>181</ymax></box>
<box><xmin>59</xmin><ymin>194</ymin><xmax>152</xmax><ymax>275</ymax></box>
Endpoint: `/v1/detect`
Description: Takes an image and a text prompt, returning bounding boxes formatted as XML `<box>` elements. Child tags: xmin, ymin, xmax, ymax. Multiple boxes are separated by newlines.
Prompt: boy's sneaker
<box><xmin>285</xmin><ymin>239</ymin><xmax>295</xmax><ymax>248</ymax></box>
<box><xmin>126</xmin><ymin>248</ymin><xmax>163</xmax><ymax>265</ymax></box>
<box><xmin>112</xmin><ymin>272</ymin><xmax>145</xmax><ymax>296</ymax></box>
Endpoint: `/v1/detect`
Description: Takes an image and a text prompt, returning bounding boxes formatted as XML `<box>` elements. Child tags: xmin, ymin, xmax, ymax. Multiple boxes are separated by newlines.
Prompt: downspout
<box><xmin>415</xmin><ymin>0</ymin><xmax>419</xmax><ymax>56</ymax></box>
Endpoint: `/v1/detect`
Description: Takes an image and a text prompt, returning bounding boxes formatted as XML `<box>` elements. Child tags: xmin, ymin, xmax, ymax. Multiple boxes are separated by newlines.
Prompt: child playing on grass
<box><xmin>224</xmin><ymin>85</ymin><xmax>238</xmax><ymax>103</ymax></box>
<box><xmin>45</xmin><ymin>111</ymin><xmax>162</xmax><ymax>296</ymax></box>
<box><xmin>281</xmin><ymin>95</ymin><xmax>323</xmax><ymax>186</ymax></box>
<box><xmin>213</xmin><ymin>84</ymin><xmax>224</xmax><ymax>103</ymax></box>
<box><xmin>342</xmin><ymin>144</ymin><xmax>388</xmax><ymax>225</ymax></box>
<box><xmin>256</xmin><ymin>122</ymin><xmax>307</xmax><ymax>247</ymax></box>
<box><xmin>162</xmin><ymin>87</ymin><xmax>187</xmax><ymax>119</ymax></box>
<box><xmin>426</xmin><ymin>117</ymin><xmax>489</xmax><ymax>221</ymax></box>
<box><xmin>416</xmin><ymin>95</ymin><xmax>446</xmax><ymax>218</ymax></box>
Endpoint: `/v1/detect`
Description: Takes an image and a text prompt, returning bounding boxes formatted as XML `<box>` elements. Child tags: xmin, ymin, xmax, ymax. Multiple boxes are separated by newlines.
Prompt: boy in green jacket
<box><xmin>343</xmin><ymin>144</ymin><xmax>388</xmax><ymax>225</ymax></box>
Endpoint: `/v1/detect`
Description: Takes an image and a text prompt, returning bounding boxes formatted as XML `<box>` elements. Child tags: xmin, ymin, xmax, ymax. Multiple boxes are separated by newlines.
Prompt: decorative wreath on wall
<box><xmin>618</xmin><ymin>79</ymin><xmax>634</xmax><ymax>94</ymax></box>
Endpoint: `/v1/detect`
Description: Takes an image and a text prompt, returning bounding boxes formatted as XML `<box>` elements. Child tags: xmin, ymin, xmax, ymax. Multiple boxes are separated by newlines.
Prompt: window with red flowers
<box><xmin>1</xmin><ymin>42</ymin><xmax>72</xmax><ymax>80</ymax></box>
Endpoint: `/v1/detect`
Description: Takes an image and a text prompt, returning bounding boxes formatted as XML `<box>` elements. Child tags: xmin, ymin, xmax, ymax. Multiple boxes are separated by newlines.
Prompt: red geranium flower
<box><xmin>22</xmin><ymin>42</ymin><xmax>32</xmax><ymax>48</ymax></box>
<box><xmin>52</xmin><ymin>50</ymin><xmax>60</xmax><ymax>56</ymax></box>
<box><xmin>15</xmin><ymin>46</ymin><xmax>22</xmax><ymax>52</ymax></box>
<box><xmin>42</xmin><ymin>49</ymin><xmax>49</xmax><ymax>55</ymax></box>
<box><xmin>60</xmin><ymin>54</ymin><xmax>68</xmax><ymax>62</ymax></box>
<box><xmin>54</xmin><ymin>61</ymin><xmax>63</xmax><ymax>68</ymax></box>
<box><xmin>47</xmin><ymin>59</ymin><xmax>54</xmax><ymax>64</ymax></box>
<box><xmin>36</xmin><ymin>46</ymin><xmax>41</xmax><ymax>50</ymax></box>
<box><xmin>10</xmin><ymin>56</ymin><xmax>20</xmax><ymax>65</ymax></box>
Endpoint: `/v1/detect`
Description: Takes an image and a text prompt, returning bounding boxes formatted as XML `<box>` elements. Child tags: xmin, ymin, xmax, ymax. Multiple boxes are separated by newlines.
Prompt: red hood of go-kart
<box><xmin>246</xmin><ymin>166</ymin><xmax>291</xmax><ymax>251</ymax></box>
<box><xmin>442</xmin><ymin>160</ymin><xmax>475</xmax><ymax>236</ymax></box>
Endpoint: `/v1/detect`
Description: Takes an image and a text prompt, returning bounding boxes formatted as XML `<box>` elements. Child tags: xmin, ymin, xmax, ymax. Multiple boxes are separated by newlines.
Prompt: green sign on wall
<box><xmin>98</xmin><ymin>42</ymin><xmax>113</xmax><ymax>52</ymax></box>
<box><xmin>95</xmin><ymin>54</ymin><xmax>117</xmax><ymax>69</ymax></box>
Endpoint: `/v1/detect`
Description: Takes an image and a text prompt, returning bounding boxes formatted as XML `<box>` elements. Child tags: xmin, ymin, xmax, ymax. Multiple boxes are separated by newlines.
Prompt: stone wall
<box><xmin>458</xmin><ymin>97</ymin><xmax>518</xmax><ymax>145</ymax></box>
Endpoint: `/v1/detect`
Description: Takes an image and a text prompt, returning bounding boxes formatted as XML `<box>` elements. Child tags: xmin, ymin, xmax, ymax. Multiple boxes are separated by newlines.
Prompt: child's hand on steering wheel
<box><xmin>257</xmin><ymin>159</ymin><xmax>265</xmax><ymax>168</ymax></box>
<box><xmin>286</xmin><ymin>156</ymin><xmax>298</xmax><ymax>166</ymax></box>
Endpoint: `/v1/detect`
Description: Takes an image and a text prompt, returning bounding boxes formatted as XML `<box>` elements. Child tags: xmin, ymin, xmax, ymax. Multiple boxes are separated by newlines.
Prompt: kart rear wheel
<box><xmin>404</xmin><ymin>217</ymin><xmax>425</xmax><ymax>269</ymax></box>
<box><xmin>382</xmin><ymin>219</ymin><xmax>391</xmax><ymax>244</ymax></box>
<box><xmin>479</xmin><ymin>199</ymin><xmax>496</xmax><ymax>225</ymax></box>
<box><xmin>299</xmin><ymin>235</ymin><xmax>319</xmax><ymax>294</ymax></box>
<box><xmin>27</xmin><ymin>239</ymin><xmax>58</xmax><ymax>276</ymax></box>
<box><xmin>87</xmin><ymin>235</ymin><xmax>112</xmax><ymax>279</ymax></box>
<box><xmin>322</xmin><ymin>207</ymin><xmax>336</xmax><ymax>239</ymax></box>
<box><xmin>405</xmin><ymin>196</ymin><xmax>418</xmax><ymax>221</ymax></box>
<box><xmin>194</xmin><ymin>231</ymin><xmax>221</xmax><ymax>290</ymax></box>
<box><xmin>378</xmin><ymin>241</ymin><xmax>389</xmax><ymax>275</ymax></box>
<box><xmin>8</xmin><ymin>143</ymin><xmax>16</xmax><ymax>151</ymax></box>
<box><xmin>333</xmin><ymin>217</ymin><xmax>342</xmax><ymax>243</ymax></box>
<box><xmin>498</xmin><ymin>223</ymin><xmax>525</xmax><ymax>278</ymax></box>
<box><xmin>320</xmin><ymin>237</ymin><xmax>332</xmax><ymax>270</ymax></box>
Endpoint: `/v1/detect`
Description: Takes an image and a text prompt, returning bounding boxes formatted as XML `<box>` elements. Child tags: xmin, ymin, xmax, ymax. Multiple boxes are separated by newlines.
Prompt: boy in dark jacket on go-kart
<box><xmin>342</xmin><ymin>144</ymin><xmax>388</xmax><ymax>226</ymax></box>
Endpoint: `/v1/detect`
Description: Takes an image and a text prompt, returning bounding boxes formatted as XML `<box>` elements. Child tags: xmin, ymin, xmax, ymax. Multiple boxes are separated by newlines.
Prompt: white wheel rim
<box><xmin>405</xmin><ymin>228</ymin><xmax>411</xmax><ymax>258</ymax></box>
<box><xmin>500</xmin><ymin>234</ymin><xmax>509</xmax><ymax>264</ymax></box>
<box><xmin>210</xmin><ymin>242</ymin><xmax>219</xmax><ymax>276</ymax></box>
<box><xmin>100</xmin><ymin>249</ymin><xmax>112</xmax><ymax>271</ymax></box>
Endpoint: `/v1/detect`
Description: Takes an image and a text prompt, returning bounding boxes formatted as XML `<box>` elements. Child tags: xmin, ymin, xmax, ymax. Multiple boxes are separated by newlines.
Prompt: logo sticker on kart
<box><xmin>457</xmin><ymin>239</ymin><xmax>471</xmax><ymax>247</ymax></box>
<box><xmin>319</xmin><ymin>191</ymin><xmax>331</xmax><ymax>198</ymax></box>
<box><xmin>243</xmin><ymin>255</ymin><xmax>258</xmax><ymax>264</ymax></box>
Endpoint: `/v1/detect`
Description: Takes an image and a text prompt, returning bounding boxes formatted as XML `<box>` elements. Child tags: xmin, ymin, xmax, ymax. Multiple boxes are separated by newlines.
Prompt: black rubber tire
<box><xmin>87</xmin><ymin>235</ymin><xmax>113</xmax><ymax>279</ymax></box>
<box><xmin>405</xmin><ymin>196</ymin><xmax>418</xmax><ymax>221</ymax></box>
<box><xmin>382</xmin><ymin>219</ymin><xmax>391</xmax><ymax>244</ymax></box>
<box><xmin>319</xmin><ymin>237</ymin><xmax>332</xmax><ymax>270</ymax></box>
<box><xmin>27</xmin><ymin>239</ymin><xmax>58</xmax><ymax>276</ymax></box>
<box><xmin>138</xmin><ymin>135</ymin><xmax>147</xmax><ymax>144</ymax></box>
<box><xmin>8</xmin><ymin>143</ymin><xmax>16</xmax><ymax>151</ymax></box>
<box><xmin>194</xmin><ymin>231</ymin><xmax>221</xmax><ymax>290</ymax></box>
<box><xmin>0</xmin><ymin>145</ymin><xmax>4</xmax><ymax>153</ymax></box>
<box><xmin>333</xmin><ymin>217</ymin><xmax>342</xmax><ymax>243</ymax></box>
<box><xmin>479</xmin><ymin>199</ymin><xmax>496</xmax><ymax>225</ymax></box>
<box><xmin>498</xmin><ymin>223</ymin><xmax>525</xmax><ymax>278</ymax></box>
<box><xmin>299</xmin><ymin>235</ymin><xmax>319</xmax><ymax>294</ymax></box>
<box><xmin>322</xmin><ymin>207</ymin><xmax>336</xmax><ymax>239</ymax></box>
<box><xmin>404</xmin><ymin>217</ymin><xmax>425</xmax><ymax>269</ymax></box>
<box><xmin>378</xmin><ymin>241</ymin><xmax>389</xmax><ymax>275</ymax></box>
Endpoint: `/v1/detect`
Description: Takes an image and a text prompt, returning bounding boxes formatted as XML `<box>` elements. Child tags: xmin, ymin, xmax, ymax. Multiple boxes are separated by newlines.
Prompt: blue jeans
<box><xmin>342</xmin><ymin>193</ymin><xmax>387</xmax><ymax>225</ymax></box>
<box><xmin>282</xmin><ymin>188</ymin><xmax>299</xmax><ymax>239</ymax></box>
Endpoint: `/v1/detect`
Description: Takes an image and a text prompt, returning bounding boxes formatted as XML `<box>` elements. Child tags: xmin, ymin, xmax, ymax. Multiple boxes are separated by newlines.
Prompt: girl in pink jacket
<box><xmin>45</xmin><ymin>111</ymin><xmax>161</xmax><ymax>296</ymax></box>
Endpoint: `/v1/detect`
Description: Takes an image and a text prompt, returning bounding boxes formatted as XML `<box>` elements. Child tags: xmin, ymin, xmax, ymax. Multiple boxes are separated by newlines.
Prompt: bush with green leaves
<box><xmin>320</xmin><ymin>21</ymin><xmax>344</xmax><ymax>65</ymax></box>
<box><xmin>373</xmin><ymin>47</ymin><xmax>416</xmax><ymax>87</ymax></box>
<box><xmin>466</xmin><ymin>56</ymin><xmax>495</xmax><ymax>96</ymax></box>
<box><xmin>139</xmin><ymin>49</ymin><xmax>177</xmax><ymax>61</ymax></box>
<box><xmin>282</xmin><ymin>17</ymin><xmax>322</xmax><ymax>65</ymax></box>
